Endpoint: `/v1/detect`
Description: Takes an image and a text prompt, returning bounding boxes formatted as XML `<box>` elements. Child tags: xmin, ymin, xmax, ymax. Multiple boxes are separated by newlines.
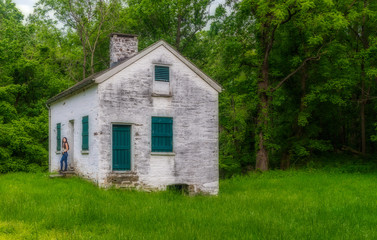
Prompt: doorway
<box><xmin>112</xmin><ymin>125</ymin><xmax>131</xmax><ymax>171</ymax></box>
<box><xmin>68</xmin><ymin>120</ymin><xmax>75</xmax><ymax>170</ymax></box>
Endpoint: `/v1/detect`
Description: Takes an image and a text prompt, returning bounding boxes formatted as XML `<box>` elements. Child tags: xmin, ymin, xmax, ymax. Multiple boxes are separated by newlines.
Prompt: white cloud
<box><xmin>210</xmin><ymin>0</ymin><xmax>225</xmax><ymax>14</ymax></box>
<box><xmin>12</xmin><ymin>0</ymin><xmax>226</xmax><ymax>23</ymax></box>
<box><xmin>13</xmin><ymin>0</ymin><xmax>37</xmax><ymax>17</ymax></box>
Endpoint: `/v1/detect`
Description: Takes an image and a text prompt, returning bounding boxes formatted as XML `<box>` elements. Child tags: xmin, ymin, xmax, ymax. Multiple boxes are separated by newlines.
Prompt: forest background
<box><xmin>0</xmin><ymin>0</ymin><xmax>376</xmax><ymax>177</ymax></box>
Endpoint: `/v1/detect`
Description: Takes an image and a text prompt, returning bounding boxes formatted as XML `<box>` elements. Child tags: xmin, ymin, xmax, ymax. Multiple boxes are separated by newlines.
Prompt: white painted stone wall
<box><xmin>49</xmin><ymin>44</ymin><xmax>219</xmax><ymax>194</ymax></box>
<box><xmin>97</xmin><ymin>45</ymin><xmax>219</xmax><ymax>194</ymax></box>
<box><xmin>49</xmin><ymin>86</ymin><xmax>101</xmax><ymax>183</ymax></box>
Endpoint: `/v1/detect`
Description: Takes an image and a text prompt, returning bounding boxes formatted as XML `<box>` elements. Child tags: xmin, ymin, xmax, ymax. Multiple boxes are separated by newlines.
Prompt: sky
<box><xmin>14</xmin><ymin>0</ymin><xmax>225</xmax><ymax>18</ymax></box>
<box><xmin>14</xmin><ymin>0</ymin><xmax>37</xmax><ymax>17</ymax></box>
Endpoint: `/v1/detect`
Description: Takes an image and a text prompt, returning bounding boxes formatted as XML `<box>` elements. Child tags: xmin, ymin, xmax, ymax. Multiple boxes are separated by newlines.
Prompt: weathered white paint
<box><xmin>96</xmin><ymin>45</ymin><xmax>219</xmax><ymax>194</ymax></box>
<box><xmin>148</xmin><ymin>155</ymin><xmax>176</xmax><ymax>187</ymax></box>
<box><xmin>95</xmin><ymin>40</ymin><xmax>222</xmax><ymax>92</ymax></box>
<box><xmin>49</xmin><ymin>42</ymin><xmax>219</xmax><ymax>195</ymax></box>
<box><xmin>153</xmin><ymin>80</ymin><xmax>170</xmax><ymax>95</ymax></box>
<box><xmin>49</xmin><ymin>86</ymin><xmax>101</xmax><ymax>183</ymax></box>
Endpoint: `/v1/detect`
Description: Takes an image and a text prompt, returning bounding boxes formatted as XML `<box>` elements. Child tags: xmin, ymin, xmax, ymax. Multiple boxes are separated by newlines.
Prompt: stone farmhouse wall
<box><xmin>97</xmin><ymin>45</ymin><xmax>219</xmax><ymax>194</ymax></box>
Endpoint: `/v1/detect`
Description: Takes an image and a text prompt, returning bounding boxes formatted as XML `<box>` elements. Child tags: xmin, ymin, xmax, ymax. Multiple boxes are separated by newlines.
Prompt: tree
<box><xmin>35</xmin><ymin>0</ymin><xmax>121</xmax><ymax>79</ymax></box>
<box><xmin>0</xmin><ymin>0</ymin><xmax>74</xmax><ymax>173</ymax></box>
<box><xmin>124</xmin><ymin>0</ymin><xmax>213</xmax><ymax>53</ymax></box>
<box><xmin>226</xmin><ymin>0</ymin><xmax>349</xmax><ymax>170</ymax></box>
<box><xmin>346</xmin><ymin>0</ymin><xmax>377</xmax><ymax>154</ymax></box>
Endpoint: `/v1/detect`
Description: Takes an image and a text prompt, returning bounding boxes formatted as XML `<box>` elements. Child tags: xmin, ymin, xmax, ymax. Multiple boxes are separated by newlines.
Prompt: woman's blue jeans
<box><xmin>60</xmin><ymin>152</ymin><xmax>68</xmax><ymax>171</ymax></box>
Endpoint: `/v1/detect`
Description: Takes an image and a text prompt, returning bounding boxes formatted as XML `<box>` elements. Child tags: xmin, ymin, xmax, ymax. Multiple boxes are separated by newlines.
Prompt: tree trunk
<box><xmin>256</xmin><ymin>131</ymin><xmax>269</xmax><ymax>170</ymax></box>
<box><xmin>280</xmin><ymin>152</ymin><xmax>290</xmax><ymax>170</ymax></box>
<box><xmin>90</xmin><ymin>50</ymin><xmax>95</xmax><ymax>75</ymax></box>
<box><xmin>254</xmin><ymin>13</ymin><xmax>299</xmax><ymax>170</ymax></box>
<box><xmin>255</xmin><ymin>57</ymin><xmax>269</xmax><ymax>171</ymax></box>
<box><xmin>176</xmin><ymin>14</ymin><xmax>182</xmax><ymax>51</ymax></box>
<box><xmin>82</xmin><ymin>38</ymin><xmax>87</xmax><ymax>79</ymax></box>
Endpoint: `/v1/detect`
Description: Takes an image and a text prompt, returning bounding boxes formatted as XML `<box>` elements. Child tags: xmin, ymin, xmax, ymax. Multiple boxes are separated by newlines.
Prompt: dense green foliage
<box><xmin>0</xmin><ymin>0</ymin><xmax>74</xmax><ymax>173</ymax></box>
<box><xmin>0</xmin><ymin>0</ymin><xmax>376</xmax><ymax>175</ymax></box>
<box><xmin>1</xmin><ymin>166</ymin><xmax>377</xmax><ymax>239</ymax></box>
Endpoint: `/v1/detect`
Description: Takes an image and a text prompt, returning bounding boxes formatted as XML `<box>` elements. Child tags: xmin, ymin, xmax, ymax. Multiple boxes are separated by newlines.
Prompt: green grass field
<box><xmin>0</xmin><ymin>170</ymin><xmax>376</xmax><ymax>239</ymax></box>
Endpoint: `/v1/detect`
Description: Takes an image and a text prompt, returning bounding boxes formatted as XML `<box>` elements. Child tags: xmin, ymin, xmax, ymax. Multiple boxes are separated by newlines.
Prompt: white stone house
<box><xmin>46</xmin><ymin>33</ymin><xmax>222</xmax><ymax>195</ymax></box>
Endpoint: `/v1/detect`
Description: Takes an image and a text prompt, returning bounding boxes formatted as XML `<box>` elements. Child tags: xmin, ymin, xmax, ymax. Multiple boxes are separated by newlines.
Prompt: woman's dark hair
<box><xmin>62</xmin><ymin>137</ymin><xmax>69</xmax><ymax>149</ymax></box>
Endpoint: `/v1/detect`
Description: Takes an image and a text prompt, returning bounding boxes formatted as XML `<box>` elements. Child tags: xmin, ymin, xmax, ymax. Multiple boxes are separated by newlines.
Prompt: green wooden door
<box><xmin>112</xmin><ymin>125</ymin><xmax>131</xmax><ymax>171</ymax></box>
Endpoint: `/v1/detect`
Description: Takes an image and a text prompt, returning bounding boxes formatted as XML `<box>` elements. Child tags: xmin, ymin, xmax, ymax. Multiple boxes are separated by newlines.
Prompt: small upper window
<box><xmin>155</xmin><ymin>66</ymin><xmax>169</xmax><ymax>82</ymax></box>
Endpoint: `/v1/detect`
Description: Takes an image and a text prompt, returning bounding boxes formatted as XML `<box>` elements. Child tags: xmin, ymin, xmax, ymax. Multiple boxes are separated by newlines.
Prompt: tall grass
<box><xmin>0</xmin><ymin>170</ymin><xmax>377</xmax><ymax>239</ymax></box>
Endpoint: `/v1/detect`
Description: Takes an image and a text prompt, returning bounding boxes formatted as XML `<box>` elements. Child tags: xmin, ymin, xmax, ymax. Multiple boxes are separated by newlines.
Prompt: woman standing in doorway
<box><xmin>60</xmin><ymin>137</ymin><xmax>69</xmax><ymax>172</ymax></box>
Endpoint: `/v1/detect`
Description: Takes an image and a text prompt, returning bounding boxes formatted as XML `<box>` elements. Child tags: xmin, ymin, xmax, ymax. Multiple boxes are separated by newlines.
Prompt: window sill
<box><xmin>81</xmin><ymin>150</ymin><xmax>89</xmax><ymax>155</ymax></box>
<box><xmin>55</xmin><ymin>151</ymin><xmax>61</xmax><ymax>154</ymax></box>
<box><xmin>151</xmin><ymin>93</ymin><xmax>172</xmax><ymax>98</ymax></box>
<box><xmin>151</xmin><ymin>152</ymin><xmax>176</xmax><ymax>156</ymax></box>
<box><xmin>152</xmin><ymin>62</ymin><xmax>172</xmax><ymax>66</ymax></box>
<box><xmin>111</xmin><ymin>170</ymin><xmax>133</xmax><ymax>173</ymax></box>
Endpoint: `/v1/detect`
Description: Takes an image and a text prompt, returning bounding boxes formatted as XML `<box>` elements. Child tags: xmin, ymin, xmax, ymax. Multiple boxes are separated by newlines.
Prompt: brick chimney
<box><xmin>110</xmin><ymin>33</ymin><xmax>138</xmax><ymax>67</ymax></box>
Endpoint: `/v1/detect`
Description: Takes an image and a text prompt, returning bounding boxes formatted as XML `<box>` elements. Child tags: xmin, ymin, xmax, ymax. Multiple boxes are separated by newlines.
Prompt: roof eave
<box><xmin>94</xmin><ymin>40</ymin><xmax>165</xmax><ymax>84</ymax></box>
<box><xmin>46</xmin><ymin>78</ymin><xmax>96</xmax><ymax>106</ymax></box>
<box><xmin>159</xmin><ymin>40</ymin><xmax>223</xmax><ymax>93</ymax></box>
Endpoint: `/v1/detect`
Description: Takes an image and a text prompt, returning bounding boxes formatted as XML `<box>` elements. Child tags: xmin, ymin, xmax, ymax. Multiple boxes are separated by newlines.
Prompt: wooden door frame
<box><xmin>68</xmin><ymin>119</ymin><xmax>75</xmax><ymax>170</ymax></box>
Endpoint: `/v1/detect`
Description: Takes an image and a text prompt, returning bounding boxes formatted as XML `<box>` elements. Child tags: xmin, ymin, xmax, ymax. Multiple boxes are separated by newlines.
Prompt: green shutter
<box><xmin>152</xmin><ymin>117</ymin><xmax>173</xmax><ymax>152</ymax></box>
<box><xmin>155</xmin><ymin>66</ymin><xmax>169</xmax><ymax>82</ymax></box>
<box><xmin>82</xmin><ymin>116</ymin><xmax>89</xmax><ymax>150</ymax></box>
<box><xmin>56</xmin><ymin>123</ymin><xmax>61</xmax><ymax>151</ymax></box>
<box><xmin>113</xmin><ymin>125</ymin><xmax>131</xmax><ymax>171</ymax></box>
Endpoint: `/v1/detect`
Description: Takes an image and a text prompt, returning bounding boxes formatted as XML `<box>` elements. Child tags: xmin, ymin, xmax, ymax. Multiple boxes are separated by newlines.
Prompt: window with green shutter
<box><xmin>155</xmin><ymin>65</ymin><xmax>169</xmax><ymax>82</ymax></box>
<box><xmin>152</xmin><ymin>117</ymin><xmax>173</xmax><ymax>152</ymax></box>
<box><xmin>82</xmin><ymin>116</ymin><xmax>89</xmax><ymax>150</ymax></box>
<box><xmin>56</xmin><ymin>123</ymin><xmax>61</xmax><ymax>151</ymax></box>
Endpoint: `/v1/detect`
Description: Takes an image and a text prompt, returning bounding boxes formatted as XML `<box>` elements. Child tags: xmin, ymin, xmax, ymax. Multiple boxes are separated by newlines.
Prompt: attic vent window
<box><xmin>155</xmin><ymin>66</ymin><xmax>169</xmax><ymax>82</ymax></box>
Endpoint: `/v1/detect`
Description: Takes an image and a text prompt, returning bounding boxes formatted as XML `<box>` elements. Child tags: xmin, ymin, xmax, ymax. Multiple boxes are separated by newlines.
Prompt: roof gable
<box><xmin>95</xmin><ymin>40</ymin><xmax>222</xmax><ymax>92</ymax></box>
<box><xmin>47</xmin><ymin>40</ymin><xmax>222</xmax><ymax>105</ymax></box>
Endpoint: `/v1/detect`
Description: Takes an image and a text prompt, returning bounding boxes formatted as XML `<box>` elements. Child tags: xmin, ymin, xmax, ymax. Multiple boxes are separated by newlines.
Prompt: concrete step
<box><xmin>108</xmin><ymin>172</ymin><xmax>139</xmax><ymax>184</ymax></box>
<box><xmin>49</xmin><ymin>174</ymin><xmax>64</xmax><ymax>178</ymax></box>
<box><xmin>61</xmin><ymin>171</ymin><xmax>76</xmax><ymax>177</ymax></box>
<box><xmin>50</xmin><ymin>170</ymin><xmax>76</xmax><ymax>178</ymax></box>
